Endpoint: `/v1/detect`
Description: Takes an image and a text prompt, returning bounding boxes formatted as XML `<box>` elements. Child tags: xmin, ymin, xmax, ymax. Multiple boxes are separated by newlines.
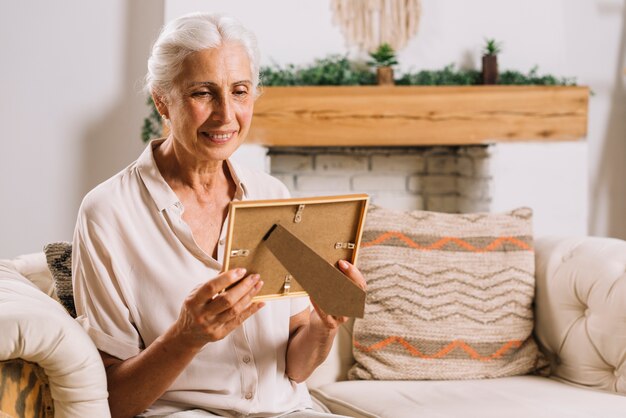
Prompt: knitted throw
<box><xmin>43</xmin><ymin>242</ymin><xmax>76</xmax><ymax>318</ymax></box>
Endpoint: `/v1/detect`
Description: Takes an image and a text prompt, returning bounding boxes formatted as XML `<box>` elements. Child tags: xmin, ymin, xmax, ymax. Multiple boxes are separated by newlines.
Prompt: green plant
<box><xmin>141</xmin><ymin>96</ymin><xmax>162</xmax><ymax>143</ymax></box>
<box><xmin>483</xmin><ymin>38</ymin><xmax>502</xmax><ymax>56</ymax></box>
<box><xmin>367</xmin><ymin>43</ymin><xmax>399</xmax><ymax>67</ymax></box>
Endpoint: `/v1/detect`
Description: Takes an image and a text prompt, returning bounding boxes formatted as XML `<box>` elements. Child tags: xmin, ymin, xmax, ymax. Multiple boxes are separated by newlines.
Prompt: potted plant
<box><xmin>368</xmin><ymin>43</ymin><xmax>398</xmax><ymax>86</ymax></box>
<box><xmin>482</xmin><ymin>38</ymin><xmax>502</xmax><ymax>85</ymax></box>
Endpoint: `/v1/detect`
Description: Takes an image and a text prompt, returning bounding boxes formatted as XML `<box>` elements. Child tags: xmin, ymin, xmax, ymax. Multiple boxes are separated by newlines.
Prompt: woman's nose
<box><xmin>210</xmin><ymin>95</ymin><xmax>234</xmax><ymax>123</ymax></box>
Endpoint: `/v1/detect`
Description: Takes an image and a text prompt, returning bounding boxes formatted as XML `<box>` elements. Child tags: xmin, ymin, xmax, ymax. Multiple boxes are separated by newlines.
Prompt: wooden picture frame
<box><xmin>222</xmin><ymin>194</ymin><xmax>369</xmax><ymax>317</ymax></box>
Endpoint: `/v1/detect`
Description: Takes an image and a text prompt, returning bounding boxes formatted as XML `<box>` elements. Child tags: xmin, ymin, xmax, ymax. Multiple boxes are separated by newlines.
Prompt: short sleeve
<box><xmin>290</xmin><ymin>295</ymin><xmax>311</xmax><ymax>317</ymax></box>
<box><xmin>72</xmin><ymin>205</ymin><xmax>143</xmax><ymax>360</ymax></box>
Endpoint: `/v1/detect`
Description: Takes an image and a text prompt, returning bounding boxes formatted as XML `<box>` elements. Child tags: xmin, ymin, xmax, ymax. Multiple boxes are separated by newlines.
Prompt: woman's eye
<box><xmin>192</xmin><ymin>91</ymin><xmax>211</xmax><ymax>98</ymax></box>
<box><xmin>233</xmin><ymin>89</ymin><xmax>248</xmax><ymax>97</ymax></box>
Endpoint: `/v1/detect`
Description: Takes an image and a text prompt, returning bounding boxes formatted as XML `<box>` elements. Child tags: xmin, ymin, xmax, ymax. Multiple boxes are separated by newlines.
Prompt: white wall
<box><xmin>490</xmin><ymin>142</ymin><xmax>588</xmax><ymax>236</ymax></box>
<box><xmin>1</xmin><ymin>0</ymin><xmax>623</xmax><ymax>257</ymax></box>
<box><xmin>0</xmin><ymin>0</ymin><xmax>164</xmax><ymax>257</ymax></box>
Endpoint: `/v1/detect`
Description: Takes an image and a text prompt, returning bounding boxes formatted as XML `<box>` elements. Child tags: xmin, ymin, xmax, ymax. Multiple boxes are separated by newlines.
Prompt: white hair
<box><xmin>145</xmin><ymin>12</ymin><xmax>260</xmax><ymax>97</ymax></box>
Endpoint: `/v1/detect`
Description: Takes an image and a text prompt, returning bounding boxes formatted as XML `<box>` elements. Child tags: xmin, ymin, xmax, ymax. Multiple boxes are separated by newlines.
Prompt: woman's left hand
<box><xmin>286</xmin><ymin>259</ymin><xmax>367</xmax><ymax>382</ymax></box>
<box><xmin>309</xmin><ymin>260</ymin><xmax>367</xmax><ymax>330</ymax></box>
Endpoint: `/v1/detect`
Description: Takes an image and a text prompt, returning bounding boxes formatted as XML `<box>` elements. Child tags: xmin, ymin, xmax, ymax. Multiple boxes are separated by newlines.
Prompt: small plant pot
<box><xmin>482</xmin><ymin>55</ymin><xmax>498</xmax><ymax>85</ymax></box>
<box><xmin>376</xmin><ymin>66</ymin><xmax>395</xmax><ymax>86</ymax></box>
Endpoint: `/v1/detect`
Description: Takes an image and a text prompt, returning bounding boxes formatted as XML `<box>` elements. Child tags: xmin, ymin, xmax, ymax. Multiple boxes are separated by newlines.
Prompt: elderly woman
<box><xmin>72</xmin><ymin>12</ymin><xmax>364</xmax><ymax>418</ymax></box>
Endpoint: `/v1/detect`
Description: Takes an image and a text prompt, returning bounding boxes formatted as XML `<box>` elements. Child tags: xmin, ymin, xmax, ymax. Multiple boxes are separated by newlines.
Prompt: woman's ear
<box><xmin>151</xmin><ymin>91</ymin><xmax>169</xmax><ymax>119</ymax></box>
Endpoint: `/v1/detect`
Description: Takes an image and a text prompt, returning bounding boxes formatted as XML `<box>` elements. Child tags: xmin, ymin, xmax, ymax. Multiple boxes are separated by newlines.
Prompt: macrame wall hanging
<box><xmin>331</xmin><ymin>0</ymin><xmax>422</xmax><ymax>52</ymax></box>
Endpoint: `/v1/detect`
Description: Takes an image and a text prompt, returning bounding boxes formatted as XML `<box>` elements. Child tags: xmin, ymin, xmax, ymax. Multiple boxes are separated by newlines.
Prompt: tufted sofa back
<box><xmin>534</xmin><ymin>236</ymin><xmax>626</xmax><ymax>394</ymax></box>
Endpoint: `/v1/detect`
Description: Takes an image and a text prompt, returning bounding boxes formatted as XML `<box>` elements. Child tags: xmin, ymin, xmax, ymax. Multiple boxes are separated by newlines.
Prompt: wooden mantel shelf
<box><xmin>247</xmin><ymin>86</ymin><xmax>589</xmax><ymax>147</ymax></box>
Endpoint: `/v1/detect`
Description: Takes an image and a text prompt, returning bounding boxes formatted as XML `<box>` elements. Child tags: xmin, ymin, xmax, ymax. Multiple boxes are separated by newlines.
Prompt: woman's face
<box><xmin>160</xmin><ymin>42</ymin><xmax>254</xmax><ymax>163</ymax></box>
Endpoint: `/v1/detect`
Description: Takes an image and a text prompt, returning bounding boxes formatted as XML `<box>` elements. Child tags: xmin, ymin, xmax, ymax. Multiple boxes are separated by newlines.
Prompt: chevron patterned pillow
<box><xmin>349</xmin><ymin>206</ymin><xmax>547</xmax><ymax>380</ymax></box>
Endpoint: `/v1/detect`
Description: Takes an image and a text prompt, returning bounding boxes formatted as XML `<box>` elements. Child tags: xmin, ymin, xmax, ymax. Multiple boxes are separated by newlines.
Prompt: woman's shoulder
<box><xmin>79</xmin><ymin>161</ymin><xmax>143</xmax><ymax>219</ymax></box>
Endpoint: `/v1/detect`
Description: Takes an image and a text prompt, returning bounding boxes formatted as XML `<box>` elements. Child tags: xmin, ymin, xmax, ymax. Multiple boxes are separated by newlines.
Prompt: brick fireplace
<box><xmin>268</xmin><ymin>145</ymin><xmax>492</xmax><ymax>213</ymax></box>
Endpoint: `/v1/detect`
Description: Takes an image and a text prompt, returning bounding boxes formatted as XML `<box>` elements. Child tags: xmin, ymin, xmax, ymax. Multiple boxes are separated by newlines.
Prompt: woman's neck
<box><xmin>153</xmin><ymin>137</ymin><xmax>230</xmax><ymax>199</ymax></box>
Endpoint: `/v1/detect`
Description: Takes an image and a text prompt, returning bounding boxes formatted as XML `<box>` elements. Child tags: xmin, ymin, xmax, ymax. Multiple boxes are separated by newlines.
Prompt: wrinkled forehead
<box><xmin>173</xmin><ymin>42</ymin><xmax>253</xmax><ymax>89</ymax></box>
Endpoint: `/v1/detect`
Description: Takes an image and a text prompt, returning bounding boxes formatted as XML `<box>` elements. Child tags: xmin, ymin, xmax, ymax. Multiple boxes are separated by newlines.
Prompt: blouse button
<box><xmin>243</xmin><ymin>355</ymin><xmax>251</xmax><ymax>364</ymax></box>
<box><xmin>219</xmin><ymin>239</ymin><xmax>225</xmax><ymax>245</ymax></box>
<box><xmin>245</xmin><ymin>392</ymin><xmax>253</xmax><ymax>400</ymax></box>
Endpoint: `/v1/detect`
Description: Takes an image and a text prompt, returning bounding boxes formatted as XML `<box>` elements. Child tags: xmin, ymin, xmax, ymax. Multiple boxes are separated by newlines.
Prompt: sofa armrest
<box><xmin>534</xmin><ymin>236</ymin><xmax>626</xmax><ymax>395</ymax></box>
<box><xmin>0</xmin><ymin>252</ymin><xmax>55</xmax><ymax>297</ymax></box>
<box><xmin>0</xmin><ymin>266</ymin><xmax>110</xmax><ymax>418</ymax></box>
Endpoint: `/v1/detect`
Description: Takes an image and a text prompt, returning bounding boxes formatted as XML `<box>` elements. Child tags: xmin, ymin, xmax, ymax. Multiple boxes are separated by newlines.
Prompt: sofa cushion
<box><xmin>310</xmin><ymin>376</ymin><xmax>626</xmax><ymax>418</ymax></box>
<box><xmin>43</xmin><ymin>242</ymin><xmax>76</xmax><ymax>318</ymax></box>
<box><xmin>350</xmin><ymin>206</ymin><xmax>545</xmax><ymax>380</ymax></box>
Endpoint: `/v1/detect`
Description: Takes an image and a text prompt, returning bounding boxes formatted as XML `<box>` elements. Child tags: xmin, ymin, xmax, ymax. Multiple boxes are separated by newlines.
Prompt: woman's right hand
<box><xmin>173</xmin><ymin>268</ymin><xmax>264</xmax><ymax>350</ymax></box>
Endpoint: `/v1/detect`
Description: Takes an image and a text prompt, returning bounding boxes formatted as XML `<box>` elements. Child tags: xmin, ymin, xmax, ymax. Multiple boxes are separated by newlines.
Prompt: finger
<box><xmin>191</xmin><ymin>268</ymin><xmax>248</xmax><ymax>304</ymax></box>
<box><xmin>338</xmin><ymin>260</ymin><xmax>367</xmax><ymax>290</ymax></box>
<box><xmin>210</xmin><ymin>274</ymin><xmax>262</xmax><ymax>314</ymax></box>
<box><xmin>215</xmin><ymin>279</ymin><xmax>264</xmax><ymax>321</ymax></box>
<box><xmin>311</xmin><ymin>300</ymin><xmax>348</xmax><ymax>326</ymax></box>
<box><xmin>222</xmin><ymin>301</ymin><xmax>265</xmax><ymax>331</ymax></box>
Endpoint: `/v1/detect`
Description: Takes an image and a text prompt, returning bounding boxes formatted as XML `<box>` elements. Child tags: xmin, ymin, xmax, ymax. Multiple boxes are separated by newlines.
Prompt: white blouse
<box><xmin>72</xmin><ymin>140</ymin><xmax>311</xmax><ymax>417</ymax></box>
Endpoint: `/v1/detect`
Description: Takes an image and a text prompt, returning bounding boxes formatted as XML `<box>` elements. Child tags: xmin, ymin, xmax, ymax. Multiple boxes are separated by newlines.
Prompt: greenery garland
<box><xmin>261</xmin><ymin>55</ymin><xmax>576</xmax><ymax>87</ymax></box>
<box><xmin>261</xmin><ymin>55</ymin><xmax>376</xmax><ymax>86</ymax></box>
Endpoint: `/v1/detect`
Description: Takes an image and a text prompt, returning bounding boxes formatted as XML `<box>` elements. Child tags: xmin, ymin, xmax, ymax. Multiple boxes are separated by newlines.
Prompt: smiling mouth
<box><xmin>201</xmin><ymin>131</ymin><xmax>236</xmax><ymax>143</ymax></box>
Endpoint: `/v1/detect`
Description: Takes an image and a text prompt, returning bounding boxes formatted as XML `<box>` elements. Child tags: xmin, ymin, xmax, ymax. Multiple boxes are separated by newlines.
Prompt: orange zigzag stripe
<box><xmin>361</xmin><ymin>232</ymin><xmax>531</xmax><ymax>252</ymax></box>
<box><xmin>354</xmin><ymin>337</ymin><xmax>522</xmax><ymax>361</ymax></box>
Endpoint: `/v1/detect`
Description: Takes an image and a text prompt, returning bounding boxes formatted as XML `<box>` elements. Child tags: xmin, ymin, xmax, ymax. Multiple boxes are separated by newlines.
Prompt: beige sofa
<box><xmin>1</xmin><ymin>236</ymin><xmax>626</xmax><ymax>417</ymax></box>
